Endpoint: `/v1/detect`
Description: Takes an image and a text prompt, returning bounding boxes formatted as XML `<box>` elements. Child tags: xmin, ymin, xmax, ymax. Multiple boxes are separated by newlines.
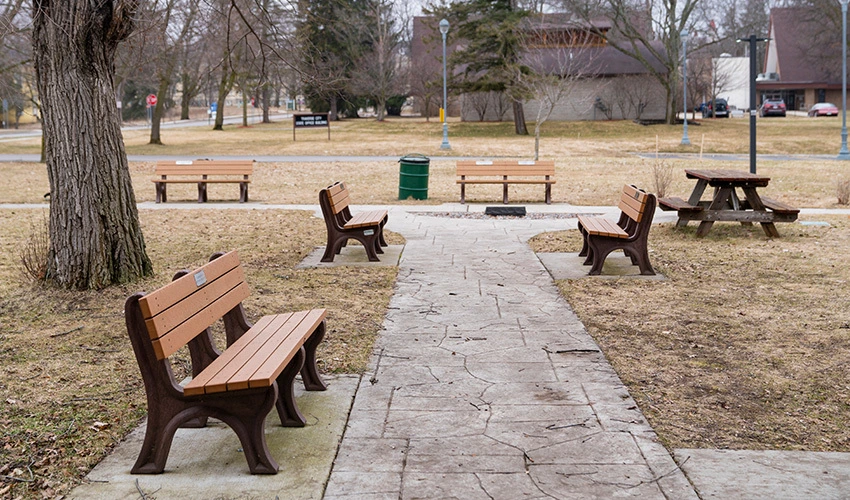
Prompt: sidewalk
<box><xmin>66</xmin><ymin>203</ymin><xmax>850</xmax><ymax>499</ymax></box>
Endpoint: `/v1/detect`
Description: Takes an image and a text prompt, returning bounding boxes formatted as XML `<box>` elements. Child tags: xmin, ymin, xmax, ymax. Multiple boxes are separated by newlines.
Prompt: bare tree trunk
<box><xmin>242</xmin><ymin>89</ymin><xmax>248</xmax><ymax>127</ymax></box>
<box><xmin>214</xmin><ymin>68</ymin><xmax>234</xmax><ymax>131</ymax></box>
<box><xmin>513</xmin><ymin>100</ymin><xmax>528</xmax><ymax>135</ymax></box>
<box><xmin>262</xmin><ymin>83</ymin><xmax>271</xmax><ymax>123</ymax></box>
<box><xmin>150</xmin><ymin>77</ymin><xmax>169</xmax><ymax>144</ymax></box>
<box><xmin>330</xmin><ymin>98</ymin><xmax>338</xmax><ymax>121</ymax></box>
<box><xmin>33</xmin><ymin>0</ymin><xmax>152</xmax><ymax>290</ymax></box>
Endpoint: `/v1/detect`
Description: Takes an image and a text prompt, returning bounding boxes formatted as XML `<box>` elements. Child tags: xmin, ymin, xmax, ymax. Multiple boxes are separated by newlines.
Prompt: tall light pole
<box><xmin>839</xmin><ymin>0</ymin><xmax>850</xmax><ymax>159</ymax></box>
<box><xmin>439</xmin><ymin>19</ymin><xmax>451</xmax><ymax>150</ymax></box>
<box><xmin>681</xmin><ymin>29</ymin><xmax>691</xmax><ymax>146</ymax></box>
<box><xmin>737</xmin><ymin>35</ymin><xmax>769</xmax><ymax>174</ymax></box>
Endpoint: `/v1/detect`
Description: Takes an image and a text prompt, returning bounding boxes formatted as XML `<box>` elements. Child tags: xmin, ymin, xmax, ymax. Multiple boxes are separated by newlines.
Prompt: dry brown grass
<box><xmin>530</xmin><ymin>217</ymin><xmax>850</xmax><ymax>452</ymax></box>
<box><xmin>3</xmin><ymin>156</ymin><xmax>849</xmax><ymax>208</ymax></box>
<box><xmin>0</xmin><ymin>208</ymin><xmax>400</xmax><ymax>498</ymax></box>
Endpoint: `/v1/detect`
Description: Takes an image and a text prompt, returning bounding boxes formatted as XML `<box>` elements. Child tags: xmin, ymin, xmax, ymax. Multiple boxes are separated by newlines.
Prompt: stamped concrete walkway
<box><xmin>324</xmin><ymin>210</ymin><xmax>696</xmax><ymax>499</ymax></box>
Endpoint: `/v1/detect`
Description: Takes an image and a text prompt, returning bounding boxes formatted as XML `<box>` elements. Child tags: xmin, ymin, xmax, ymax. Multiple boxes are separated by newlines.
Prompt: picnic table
<box><xmin>658</xmin><ymin>169</ymin><xmax>799</xmax><ymax>237</ymax></box>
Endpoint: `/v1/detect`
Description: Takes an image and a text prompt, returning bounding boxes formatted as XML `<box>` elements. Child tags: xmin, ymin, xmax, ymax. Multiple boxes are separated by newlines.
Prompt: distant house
<box><xmin>759</xmin><ymin>7</ymin><xmax>843</xmax><ymax>111</ymax></box>
<box><xmin>409</xmin><ymin>13</ymin><xmax>667</xmax><ymax>122</ymax></box>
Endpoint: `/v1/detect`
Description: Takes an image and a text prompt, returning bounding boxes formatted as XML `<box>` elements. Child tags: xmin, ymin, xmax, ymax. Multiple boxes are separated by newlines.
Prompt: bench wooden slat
<box><xmin>759</xmin><ymin>196</ymin><xmax>800</xmax><ymax>214</ymax></box>
<box><xmin>143</xmin><ymin>265</ymin><xmax>246</xmax><ymax>339</ymax></box>
<box><xmin>151</xmin><ymin>281</ymin><xmax>251</xmax><ymax>360</ymax></box>
<box><xmin>578</xmin><ymin>216</ymin><xmax>629</xmax><ymax>238</ymax></box>
<box><xmin>658</xmin><ymin>196</ymin><xmax>703</xmax><ymax>212</ymax></box>
<box><xmin>140</xmin><ymin>251</ymin><xmax>241</xmax><ymax>317</ymax></box>
<box><xmin>454</xmin><ymin>179</ymin><xmax>555</xmax><ymax>184</ymax></box>
<box><xmin>249</xmin><ymin>309</ymin><xmax>327</xmax><ymax>389</ymax></box>
<box><xmin>346</xmin><ymin>210</ymin><xmax>387</xmax><ymax>229</ymax></box>
<box><xmin>182</xmin><ymin>314</ymin><xmax>278</xmax><ymax>396</ymax></box>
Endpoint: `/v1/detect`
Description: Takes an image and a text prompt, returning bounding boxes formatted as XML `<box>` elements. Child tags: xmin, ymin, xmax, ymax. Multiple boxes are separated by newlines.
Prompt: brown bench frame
<box><xmin>125</xmin><ymin>251</ymin><xmax>327</xmax><ymax>474</ymax></box>
<box><xmin>577</xmin><ymin>185</ymin><xmax>656</xmax><ymax>275</ymax></box>
<box><xmin>456</xmin><ymin>160</ymin><xmax>555</xmax><ymax>204</ymax></box>
<box><xmin>152</xmin><ymin>159</ymin><xmax>253</xmax><ymax>203</ymax></box>
<box><xmin>319</xmin><ymin>181</ymin><xmax>388</xmax><ymax>262</ymax></box>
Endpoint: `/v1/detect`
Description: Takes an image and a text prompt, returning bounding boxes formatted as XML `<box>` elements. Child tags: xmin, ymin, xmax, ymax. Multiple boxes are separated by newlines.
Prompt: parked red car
<box><xmin>760</xmin><ymin>99</ymin><xmax>787</xmax><ymax>117</ymax></box>
<box><xmin>808</xmin><ymin>102</ymin><xmax>839</xmax><ymax>117</ymax></box>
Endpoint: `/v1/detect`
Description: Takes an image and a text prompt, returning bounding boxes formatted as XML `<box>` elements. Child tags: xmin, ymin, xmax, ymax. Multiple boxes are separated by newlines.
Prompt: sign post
<box><xmin>292</xmin><ymin>113</ymin><xmax>330</xmax><ymax>141</ymax></box>
<box><xmin>146</xmin><ymin>94</ymin><xmax>157</xmax><ymax>126</ymax></box>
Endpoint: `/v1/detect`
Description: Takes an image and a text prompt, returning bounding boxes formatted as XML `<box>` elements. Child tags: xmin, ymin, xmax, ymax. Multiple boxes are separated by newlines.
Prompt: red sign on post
<box><xmin>146</xmin><ymin>94</ymin><xmax>157</xmax><ymax>107</ymax></box>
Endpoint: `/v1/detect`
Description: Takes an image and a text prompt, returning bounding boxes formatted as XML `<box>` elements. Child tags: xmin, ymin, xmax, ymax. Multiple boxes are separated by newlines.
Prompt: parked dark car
<box><xmin>808</xmin><ymin>102</ymin><xmax>839</xmax><ymax>117</ymax></box>
<box><xmin>703</xmin><ymin>98</ymin><xmax>729</xmax><ymax>118</ymax></box>
<box><xmin>760</xmin><ymin>99</ymin><xmax>787</xmax><ymax>117</ymax></box>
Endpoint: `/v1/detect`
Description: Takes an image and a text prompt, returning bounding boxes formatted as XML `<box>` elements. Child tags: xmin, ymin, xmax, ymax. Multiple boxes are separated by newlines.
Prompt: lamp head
<box><xmin>439</xmin><ymin>19</ymin><xmax>449</xmax><ymax>34</ymax></box>
<box><xmin>681</xmin><ymin>29</ymin><xmax>688</xmax><ymax>39</ymax></box>
<box><xmin>842</xmin><ymin>0</ymin><xmax>849</xmax><ymax>8</ymax></box>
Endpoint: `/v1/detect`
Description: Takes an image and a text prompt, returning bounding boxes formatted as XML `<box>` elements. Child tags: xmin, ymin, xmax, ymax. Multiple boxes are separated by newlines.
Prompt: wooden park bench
<box><xmin>152</xmin><ymin>159</ymin><xmax>253</xmax><ymax>203</ymax></box>
<box><xmin>124</xmin><ymin>250</ymin><xmax>327</xmax><ymax>474</ymax></box>
<box><xmin>577</xmin><ymin>184</ymin><xmax>656</xmax><ymax>275</ymax></box>
<box><xmin>319</xmin><ymin>181</ymin><xmax>388</xmax><ymax>262</ymax></box>
<box><xmin>456</xmin><ymin>159</ymin><xmax>555</xmax><ymax>204</ymax></box>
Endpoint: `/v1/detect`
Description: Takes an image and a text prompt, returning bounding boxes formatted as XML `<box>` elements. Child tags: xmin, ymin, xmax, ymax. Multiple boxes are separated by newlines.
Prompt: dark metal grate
<box><xmin>484</xmin><ymin>206</ymin><xmax>527</xmax><ymax>216</ymax></box>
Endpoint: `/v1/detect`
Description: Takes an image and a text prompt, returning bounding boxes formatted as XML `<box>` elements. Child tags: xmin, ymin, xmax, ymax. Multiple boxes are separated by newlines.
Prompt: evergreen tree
<box><xmin>444</xmin><ymin>0</ymin><xmax>531</xmax><ymax>135</ymax></box>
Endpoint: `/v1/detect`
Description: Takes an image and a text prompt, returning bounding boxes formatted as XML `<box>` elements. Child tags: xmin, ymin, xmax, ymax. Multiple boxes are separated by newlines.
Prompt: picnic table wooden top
<box><xmin>685</xmin><ymin>169</ymin><xmax>770</xmax><ymax>186</ymax></box>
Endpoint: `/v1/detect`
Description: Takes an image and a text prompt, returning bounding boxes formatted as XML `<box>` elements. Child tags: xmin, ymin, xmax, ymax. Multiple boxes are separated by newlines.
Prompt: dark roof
<box><xmin>523</xmin><ymin>42</ymin><xmax>667</xmax><ymax>77</ymax></box>
<box><xmin>768</xmin><ymin>7</ymin><xmax>841</xmax><ymax>85</ymax></box>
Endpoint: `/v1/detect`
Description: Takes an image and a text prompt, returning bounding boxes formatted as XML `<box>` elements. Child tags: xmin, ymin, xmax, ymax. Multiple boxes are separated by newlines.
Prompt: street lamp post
<box><xmin>839</xmin><ymin>0</ymin><xmax>850</xmax><ymax>159</ymax></box>
<box><xmin>737</xmin><ymin>35</ymin><xmax>769</xmax><ymax>174</ymax></box>
<box><xmin>439</xmin><ymin>19</ymin><xmax>451</xmax><ymax>150</ymax></box>
<box><xmin>681</xmin><ymin>30</ymin><xmax>691</xmax><ymax>146</ymax></box>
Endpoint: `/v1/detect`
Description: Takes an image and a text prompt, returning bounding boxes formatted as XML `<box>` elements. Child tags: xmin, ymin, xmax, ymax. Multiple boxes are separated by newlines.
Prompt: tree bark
<box><xmin>150</xmin><ymin>77</ymin><xmax>169</xmax><ymax>144</ymax></box>
<box><xmin>214</xmin><ymin>67</ymin><xmax>235</xmax><ymax>131</ymax></box>
<box><xmin>33</xmin><ymin>0</ymin><xmax>152</xmax><ymax>290</ymax></box>
<box><xmin>513</xmin><ymin>100</ymin><xmax>528</xmax><ymax>135</ymax></box>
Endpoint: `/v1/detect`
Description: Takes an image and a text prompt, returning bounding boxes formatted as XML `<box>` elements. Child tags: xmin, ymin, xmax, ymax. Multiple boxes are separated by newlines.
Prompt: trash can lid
<box><xmin>399</xmin><ymin>153</ymin><xmax>430</xmax><ymax>163</ymax></box>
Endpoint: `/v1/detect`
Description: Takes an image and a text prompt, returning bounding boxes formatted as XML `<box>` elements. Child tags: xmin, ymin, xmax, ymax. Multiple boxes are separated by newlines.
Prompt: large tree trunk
<box><xmin>512</xmin><ymin>100</ymin><xmax>528</xmax><ymax>135</ymax></box>
<box><xmin>33</xmin><ymin>0</ymin><xmax>153</xmax><ymax>290</ymax></box>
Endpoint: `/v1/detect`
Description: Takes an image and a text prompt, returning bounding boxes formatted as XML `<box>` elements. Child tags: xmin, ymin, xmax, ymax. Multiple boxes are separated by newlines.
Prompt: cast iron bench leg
<box><xmin>275</xmin><ymin>347</ymin><xmax>306</xmax><ymax>427</ymax></box>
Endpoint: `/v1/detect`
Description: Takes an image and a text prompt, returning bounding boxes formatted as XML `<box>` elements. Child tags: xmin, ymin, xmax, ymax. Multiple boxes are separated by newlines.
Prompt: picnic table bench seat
<box><xmin>577</xmin><ymin>184</ymin><xmax>656</xmax><ymax>275</ymax></box>
<box><xmin>758</xmin><ymin>197</ymin><xmax>800</xmax><ymax>215</ymax></box>
<box><xmin>125</xmin><ymin>251</ymin><xmax>327</xmax><ymax>474</ymax></box>
<box><xmin>319</xmin><ymin>181</ymin><xmax>388</xmax><ymax>262</ymax></box>
<box><xmin>152</xmin><ymin>159</ymin><xmax>253</xmax><ymax>203</ymax></box>
<box><xmin>658</xmin><ymin>196</ymin><xmax>703</xmax><ymax>212</ymax></box>
<box><xmin>456</xmin><ymin>160</ymin><xmax>555</xmax><ymax>204</ymax></box>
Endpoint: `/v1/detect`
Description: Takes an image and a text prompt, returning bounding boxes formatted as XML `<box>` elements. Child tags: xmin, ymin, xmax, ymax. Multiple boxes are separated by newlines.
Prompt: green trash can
<box><xmin>398</xmin><ymin>153</ymin><xmax>430</xmax><ymax>200</ymax></box>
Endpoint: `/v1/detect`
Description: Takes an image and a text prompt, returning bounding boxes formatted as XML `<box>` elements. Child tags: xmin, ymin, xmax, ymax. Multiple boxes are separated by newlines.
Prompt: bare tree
<box><xmin>516</xmin><ymin>23</ymin><xmax>597</xmax><ymax>159</ymax></box>
<box><xmin>346</xmin><ymin>0</ymin><xmax>405</xmax><ymax>121</ymax></box>
<box><xmin>32</xmin><ymin>0</ymin><xmax>152</xmax><ymax>289</ymax></box>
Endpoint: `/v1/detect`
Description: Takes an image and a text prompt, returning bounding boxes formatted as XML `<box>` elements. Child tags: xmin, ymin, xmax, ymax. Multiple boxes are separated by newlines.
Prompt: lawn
<box><xmin>1</xmin><ymin>115</ymin><xmax>849</xmax><ymax>498</ymax></box>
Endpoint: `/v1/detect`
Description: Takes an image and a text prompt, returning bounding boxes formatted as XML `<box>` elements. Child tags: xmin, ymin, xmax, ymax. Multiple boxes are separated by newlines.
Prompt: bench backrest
<box><xmin>137</xmin><ymin>251</ymin><xmax>249</xmax><ymax>360</ymax></box>
<box><xmin>155</xmin><ymin>160</ymin><xmax>254</xmax><ymax>177</ymax></box>
<box><xmin>618</xmin><ymin>184</ymin><xmax>651</xmax><ymax>223</ymax></box>
<box><xmin>322</xmin><ymin>181</ymin><xmax>351</xmax><ymax>215</ymax></box>
<box><xmin>457</xmin><ymin>160</ymin><xmax>555</xmax><ymax>177</ymax></box>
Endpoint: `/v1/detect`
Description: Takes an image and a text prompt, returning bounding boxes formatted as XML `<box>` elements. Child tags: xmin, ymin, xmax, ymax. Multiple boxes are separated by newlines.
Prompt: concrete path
<box><xmin>59</xmin><ymin>202</ymin><xmax>850</xmax><ymax>499</ymax></box>
<box><xmin>324</xmin><ymin>210</ymin><xmax>696</xmax><ymax>499</ymax></box>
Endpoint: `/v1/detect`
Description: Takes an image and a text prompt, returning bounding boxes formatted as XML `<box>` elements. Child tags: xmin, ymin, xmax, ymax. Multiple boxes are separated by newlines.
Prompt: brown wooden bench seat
<box><xmin>577</xmin><ymin>185</ymin><xmax>656</xmax><ymax>275</ymax></box>
<box><xmin>319</xmin><ymin>181</ymin><xmax>388</xmax><ymax>262</ymax></box>
<box><xmin>658</xmin><ymin>196</ymin><xmax>703</xmax><ymax>212</ymax></box>
<box><xmin>152</xmin><ymin>159</ymin><xmax>253</xmax><ymax>203</ymax></box>
<box><xmin>758</xmin><ymin>197</ymin><xmax>800</xmax><ymax>215</ymax></box>
<box><xmin>125</xmin><ymin>250</ymin><xmax>327</xmax><ymax>474</ymax></box>
<box><xmin>456</xmin><ymin>160</ymin><xmax>555</xmax><ymax>204</ymax></box>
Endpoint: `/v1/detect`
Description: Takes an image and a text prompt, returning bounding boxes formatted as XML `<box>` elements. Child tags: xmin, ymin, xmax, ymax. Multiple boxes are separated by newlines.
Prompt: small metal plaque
<box><xmin>518</xmin><ymin>160</ymin><xmax>536</xmax><ymax>165</ymax></box>
<box><xmin>176</xmin><ymin>160</ymin><xmax>194</xmax><ymax>165</ymax></box>
<box><xmin>475</xmin><ymin>160</ymin><xmax>494</xmax><ymax>165</ymax></box>
<box><xmin>363</xmin><ymin>229</ymin><xmax>375</xmax><ymax>236</ymax></box>
<box><xmin>194</xmin><ymin>270</ymin><xmax>207</xmax><ymax>287</ymax></box>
